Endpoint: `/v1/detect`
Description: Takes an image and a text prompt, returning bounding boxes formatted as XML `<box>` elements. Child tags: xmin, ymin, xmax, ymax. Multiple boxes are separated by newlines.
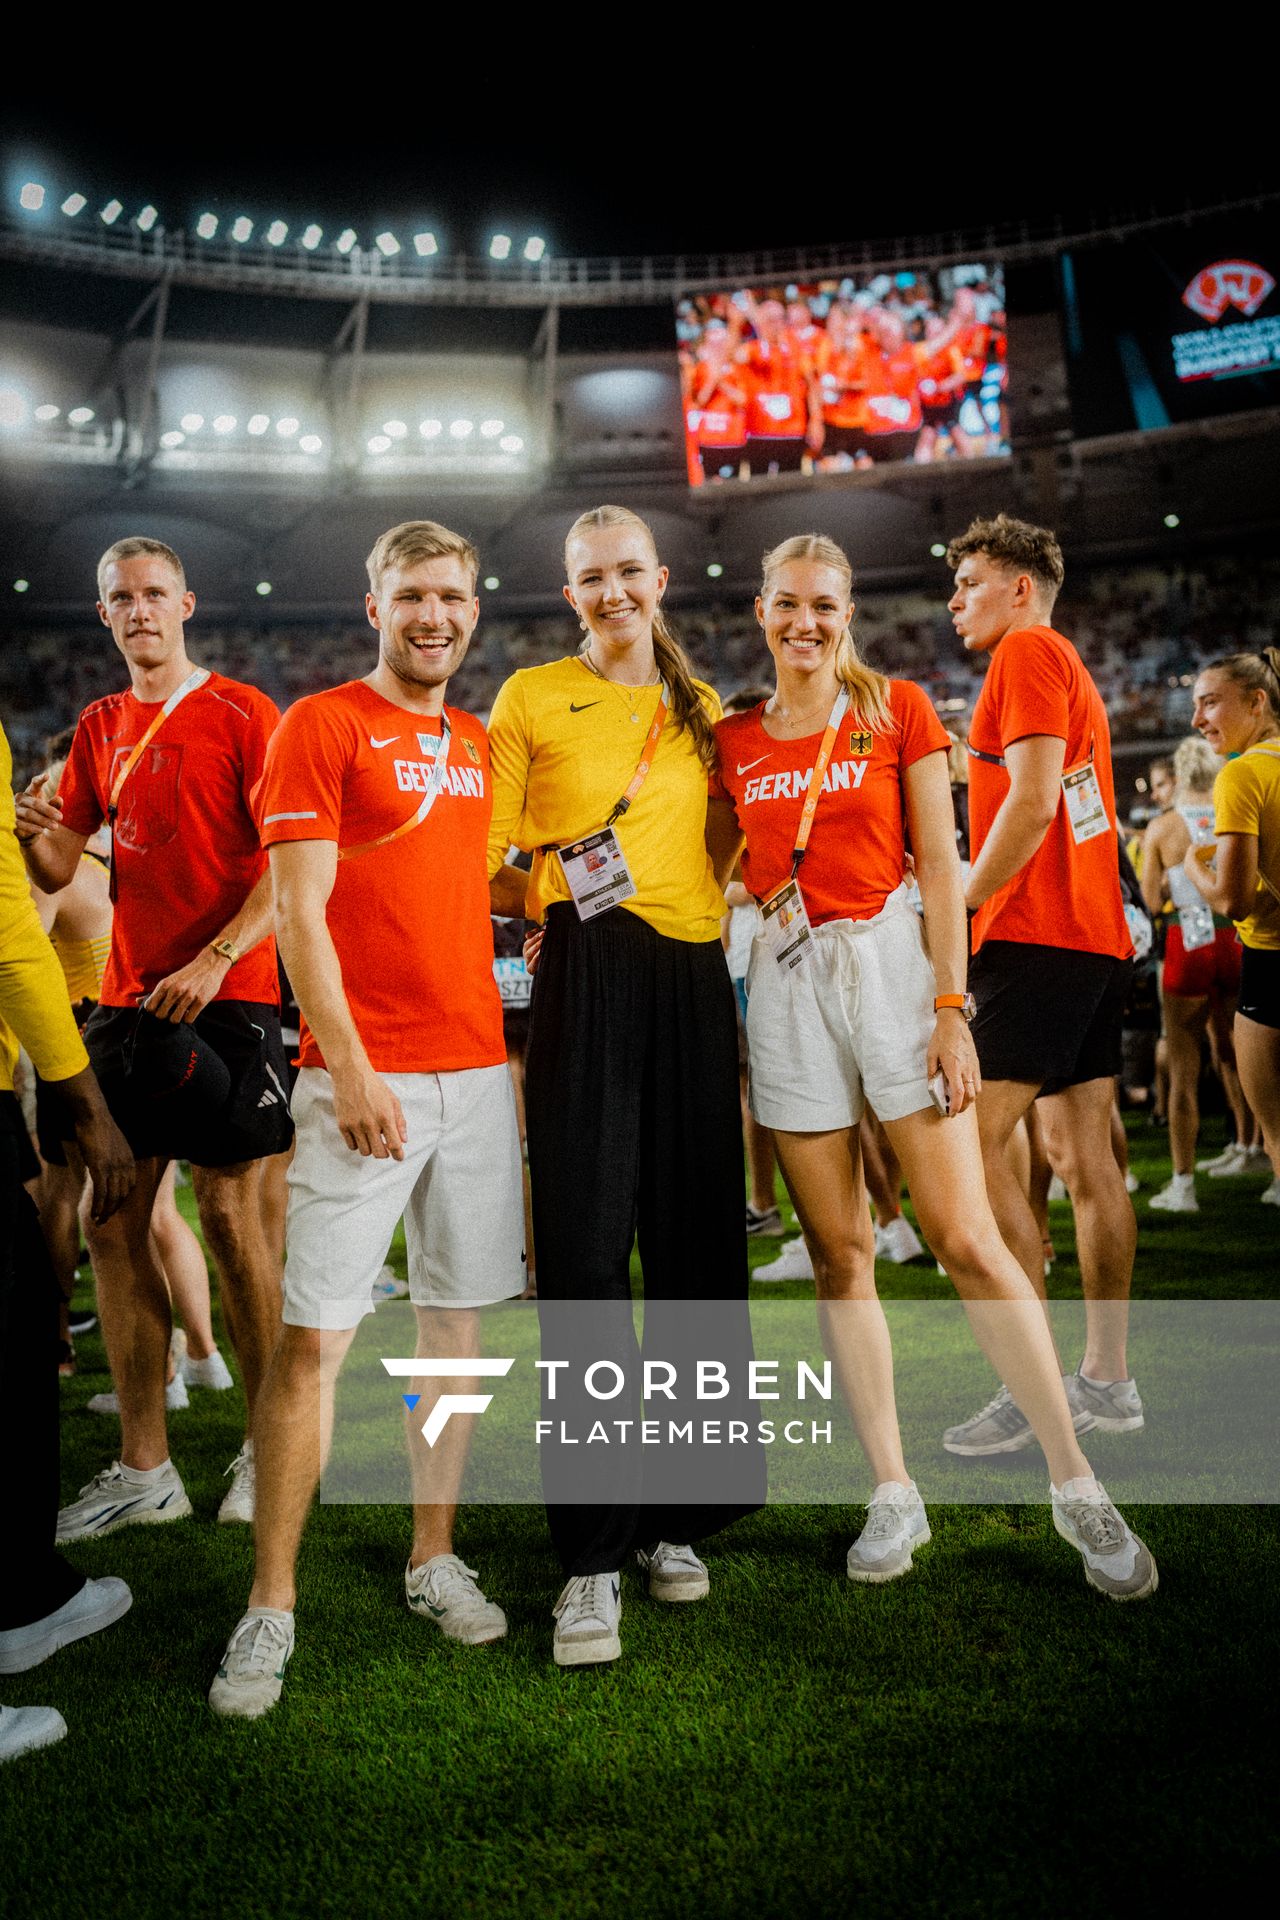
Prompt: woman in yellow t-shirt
<box><xmin>486</xmin><ymin>504</ymin><xmax>759</xmax><ymax>1670</ymax></box>
<box><xmin>1183</xmin><ymin>646</ymin><xmax>1280</xmax><ymax>1203</ymax></box>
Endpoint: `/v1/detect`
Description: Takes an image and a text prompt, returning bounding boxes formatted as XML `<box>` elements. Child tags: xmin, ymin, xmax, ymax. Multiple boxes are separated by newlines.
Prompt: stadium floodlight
<box><xmin>33</xmin><ymin>404</ymin><xmax>59</xmax><ymax>421</ymax></box>
<box><xmin>231</xmin><ymin>216</ymin><xmax>253</xmax><ymax>243</ymax></box>
<box><xmin>479</xmin><ymin>419</ymin><xmax>504</xmax><ymax>437</ymax></box>
<box><xmin>499</xmin><ymin>434</ymin><xmax>523</xmax><ymax>454</ymax></box>
<box><xmin>1163</xmin><ymin>512</ymin><xmax>1180</xmax><ymax>529</ymax></box>
<box><xmin>418</xmin><ymin>418</ymin><xmax>442</xmax><ymax>438</ymax></box>
<box><xmin>449</xmin><ymin>418</ymin><xmax>474</xmax><ymax>438</ymax></box>
<box><xmin>301</xmin><ymin>224</ymin><xmax>323</xmax><ymax>250</ymax></box>
<box><xmin>706</xmin><ymin>563</ymin><xmax>723</xmax><ymax>578</ymax></box>
<box><xmin>367</xmin><ymin>434</ymin><xmax>391</xmax><ymax>454</ymax></box>
<box><xmin>335</xmin><ymin>228</ymin><xmax>357</xmax><ymax>255</ymax></box>
<box><xmin>488</xmin><ymin>234</ymin><xmax>512</xmax><ymax>260</ymax></box>
<box><xmin>266</xmin><ymin>220</ymin><xmax>288</xmax><ymax>246</ymax></box>
<box><xmin>298</xmin><ymin>434</ymin><xmax>323</xmax><ymax>454</ymax></box>
<box><xmin>275</xmin><ymin>417</ymin><xmax>300</xmax><ymax>437</ymax></box>
<box><xmin>483</xmin><ymin>576</ymin><xmax>500</xmax><ymax>591</ymax></box>
<box><xmin>413</xmin><ymin>231</ymin><xmax>438</xmax><ymax>257</ymax></box>
<box><xmin>60</xmin><ymin>193</ymin><xmax>87</xmax><ymax>216</ymax></box>
<box><xmin>159</xmin><ymin>430</ymin><xmax>185</xmax><ymax>448</ymax></box>
<box><xmin>930</xmin><ymin>542</ymin><xmax>947</xmax><ymax>558</ymax></box>
<box><xmin>196</xmin><ymin>212</ymin><xmax>218</xmax><ymax>239</ymax></box>
<box><xmin>256</xmin><ymin>581</ymin><xmax>272</xmax><ymax>596</ymax></box>
<box><xmin>13</xmin><ymin>579</ymin><xmax>30</xmax><ymax>593</ymax></box>
<box><xmin>523</xmin><ymin>236</ymin><xmax>546</xmax><ymax>262</ymax></box>
<box><xmin>0</xmin><ymin>388</ymin><xmax>27</xmax><ymax>429</ymax></box>
<box><xmin>100</xmin><ymin>200</ymin><xmax>123</xmax><ymax>226</ymax></box>
<box><xmin>19</xmin><ymin>182</ymin><xmax>45</xmax><ymax>212</ymax></box>
<box><xmin>375</xmin><ymin>231</ymin><xmax>401</xmax><ymax>257</ymax></box>
<box><xmin>382</xmin><ymin>420</ymin><xmax>408</xmax><ymax>439</ymax></box>
<box><xmin>247</xmin><ymin>413</ymin><xmax>270</xmax><ymax>435</ymax></box>
<box><xmin>67</xmin><ymin>406</ymin><xmax>94</xmax><ymax>426</ymax></box>
<box><xmin>179</xmin><ymin>412</ymin><xmax>205</xmax><ymax>432</ymax></box>
<box><xmin>212</xmin><ymin>414</ymin><xmax>237</xmax><ymax>433</ymax></box>
<box><xmin>136</xmin><ymin>205</ymin><xmax>158</xmax><ymax>232</ymax></box>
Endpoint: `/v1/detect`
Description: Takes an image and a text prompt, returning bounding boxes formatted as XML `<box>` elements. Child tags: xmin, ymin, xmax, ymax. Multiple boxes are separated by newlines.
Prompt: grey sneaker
<box><xmin>404</xmin><ymin>1554</ymin><xmax>507</xmax><ymax>1644</ymax></box>
<box><xmin>0</xmin><ymin>1575</ymin><xmax>132</xmax><ymax>1674</ymax></box>
<box><xmin>209</xmin><ymin>1610</ymin><xmax>295</xmax><ymax>1719</ymax></box>
<box><xmin>1051</xmin><ymin>1480</ymin><xmax>1158</xmax><ymax>1600</ymax></box>
<box><xmin>0</xmin><ymin>1704</ymin><xmax>68</xmax><ymax>1763</ymax></box>
<box><xmin>1064</xmin><ymin>1371</ymin><xmax>1144</xmax><ymax>1434</ymax></box>
<box><xmin>745</xmin><ymin>1204</ymin><xmax>786</xmax><ymax>1237</ymax></box>
<box><xmin>552</xmin><ymin>1572</ymin><xmax>621</xmax><ymax>1667</ymax></box>
<box><xmin>943</xmin><ymin>1379</ymin><xmax>1095</xmax><ymax>1456</ymax></box>
<box><xmin>217</xmin><ymin>1444</ymin><xmax>255</xmax><ymax>1525</ymax></box>
<box><xmin>635</xmin><ymin>1541</ymin><xmax>710</xmax><ymax>1602</ymax></box>
<box><xmin>56</xmin><ymin>1460</ymin><xmax>193</xmax><ymax>1541</ymax></box>
<box><xmin>847</xmin><ymin>1481</ymin><xmax>931</xmax><ymax>1583</ymax></box>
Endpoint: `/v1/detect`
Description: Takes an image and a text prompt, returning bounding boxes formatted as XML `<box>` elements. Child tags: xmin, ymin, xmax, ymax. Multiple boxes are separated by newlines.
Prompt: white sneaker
<box><xmin>57</xmin><ymin>1460</ymin><xmax>192</xmax><ymax>1541</ymax></box>
<box><xmin>0</xmin><ymin>1704</ymin><xmax>68</xmax><ymax>1763</ymax></box>
<box><xmin>1050</xmin><ymin>1477</ymin><xmax>1158</xmax><ymax>1600</ymax></box>
<box><xmin>0</xmin><ymin>1575</ymin><xmax>132</xmax><ymax>1674</ymax></box>
<box><xmin>371</xmin><ymin>1266</ymin><xmax>410</xmax><ymax>1302</ymax></box>
<box><xmin>404</xmin><ymin>1554</ymin><xmax>507</xmax><ymax>1643</ymax></box>
<box><xmin>552</xmin><ymin>1572</ymin><xmax>622</xmax><ymax>1667</ymax></box>
<box><xmin>184</xmin><ymin>1348</ymin><xmax>235</xmax><ymax>1391</ymax></box>
<box><xmin>847</xmin><ymin>1480</ymin><xmax>931</xmax><ymax>1582</ymax></box>
<box><xmin>87</xmin><ymin>1373</ymin><xmax>189</xmax><ymax>1417</ymax></box>
<box><xmin>634</xmin><ymin>1541</ymin><xmax>709</xmax><ymax>1602</ymax></box>
<box><xmin>875</xmin><ymin>1216</ymin><xmax>924</xmax><ymax>1264</ymax></box>
<box><xmin>754</xmin><ymin>1236</ymin><xmax>813</xmax><ymax>1284</ymax></box>
<box><xmin>209</xmin><ymin>1610</ymin><xmax>295</xmax><ymax>1719</ymax></box>
<box><xmin>1048</xmin><ymin>1175</ymin><xmax>1068</xmax><ymax>1203</ymax></box>
<box><xmin>217</xmin><ymin>1443</ymin><xmax>255</xmax><ymax>1525</ymax></box>
<box><xmin>1198</xmin><ymin>1143</ymin><xmax>1248</xmax><ymax>1176</ymax></box>
<box><xmin>1261</xmin><ymin>1178</ymin><xmax>1280</xmax><ymax>1207</ymax></box>
<box><xmin>1149</xmin><ymin>1175</ymin><xmax>1198</xmax><ymax>1213</ymax></box>
<box><xmin>1124</xmin><ymin>1171</ymin><xmax>1140</xmax><ymax>1194</ymax></box>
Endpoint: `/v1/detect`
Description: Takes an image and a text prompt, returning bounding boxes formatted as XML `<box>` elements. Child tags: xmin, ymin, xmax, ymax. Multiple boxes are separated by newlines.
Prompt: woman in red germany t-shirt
<box><xmin>707</xmin><ymin>533</ymin><xmax>1156</xmax><ymax>1598</ymax></box>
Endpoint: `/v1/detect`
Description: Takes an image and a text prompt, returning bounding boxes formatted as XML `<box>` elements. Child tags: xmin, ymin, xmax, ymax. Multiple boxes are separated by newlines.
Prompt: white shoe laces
<box><xmin>1064</xmin><ymin>1497</ymin><xmax>1127</xmax><ymax>1553</ymax></box>
<box><xmin>224</xmin><ymin>1449</ymin><xmax>254</xmax><ymax>1483</ymax></box>
<box><xmin>862</xmin><ymin>1489</ymin><xmax>916</xmax><ymax>1539</ymax></box>
<box><xmin>416</xmin><ymin>1556</ymin><xmax>484</xmax><ymax>1606</ymax></box>
<box><xmin>224</xmin><ymin>1614</ymin><xmax>290</xmax><ymax>1678</ymax></box>
<box><xmin>555</xmin><ymin>1573</ymin><xmax>617</xmax><ymax>1627</ymax></box>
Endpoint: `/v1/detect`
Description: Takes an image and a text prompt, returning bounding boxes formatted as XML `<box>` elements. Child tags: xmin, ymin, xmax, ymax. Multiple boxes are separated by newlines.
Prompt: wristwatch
<box><xmin>934</xmin><ymin>992</ymin><xmax>976</xmax><ymax>1022</ymax></box>
<box><xmin>209</xmin><ymin>938</ymin><xmax>241</xmax><ymax>964</ymax></box>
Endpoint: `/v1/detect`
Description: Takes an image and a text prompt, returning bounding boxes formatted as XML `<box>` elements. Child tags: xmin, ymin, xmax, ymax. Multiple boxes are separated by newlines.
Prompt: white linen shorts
<box><xmin>745</xmin><ymin>885</ymin><xmax>938</xmax><ymax>1132</ymax></box>
<box><xmin>283</xmin><ymin>1064</ymin><xmax>526</xmax><ymax>1330</ymax></box>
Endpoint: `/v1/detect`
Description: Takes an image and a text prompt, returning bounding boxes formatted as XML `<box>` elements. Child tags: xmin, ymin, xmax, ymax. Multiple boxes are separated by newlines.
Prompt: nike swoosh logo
<box><xmin>569</xmin><ymin>702</ymin><xmax>601</xmax><ymax>713</ymax></box>
<box><xmin>370</xmin><ymin>735</ymin><xmax>400</xmax><ymax>749</ymax></box>
<box><xmin>737</xmin><ymin>755</ymin><xmax>771</xmax><ymax>774</ymax></box>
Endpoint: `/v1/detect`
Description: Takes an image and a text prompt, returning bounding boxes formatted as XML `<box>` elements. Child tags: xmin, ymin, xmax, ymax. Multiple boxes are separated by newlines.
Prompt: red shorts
<box><xmin>1162</xmin><ymin>924</ymin><xmax>1242</xmax><ymax>998</ymax></box>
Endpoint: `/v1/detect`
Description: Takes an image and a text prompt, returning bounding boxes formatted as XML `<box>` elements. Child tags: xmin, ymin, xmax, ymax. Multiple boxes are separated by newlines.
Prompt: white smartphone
<box><xmin>928</xmin><ymin>1069</ymin><xmax>951</xmax><ymax>1116</ymax></box>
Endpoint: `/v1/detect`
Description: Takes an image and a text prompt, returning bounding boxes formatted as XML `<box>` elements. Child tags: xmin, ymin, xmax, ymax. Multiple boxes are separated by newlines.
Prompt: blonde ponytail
<box><xmin>1205</xmin><ymin>648</ymin><xmax>1280</xmax><ymax>723</ymax></box>
<box><xmin>762</xmin><ymin>534</ymin><xmax>894</xmax><ymax>734</ymax></box>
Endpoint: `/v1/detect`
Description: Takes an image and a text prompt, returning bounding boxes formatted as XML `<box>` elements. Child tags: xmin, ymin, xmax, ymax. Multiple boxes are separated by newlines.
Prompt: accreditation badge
<box><xmin>760</xmin><ymin>876</ymin><xmax>813</xmax><ymax>971</ymax></box>
<box><xmin>1177</xmin><ymin>901</ymin><xmax>1216</xmax><ymax>952</ymax></box>
<box><xmin>1061</xmin><ymin>760</ymin><xmax>1110</xmax><ymax>844</ymax></box>
<box><xmin>560</xmin><ymin>827</ymin><xmax>637</xmax><ymax>921</ymax></box>
<box><xmin>493</xmin><ymin>955</ymin><xmax>533</xmax><ymax>1006</ymax></box>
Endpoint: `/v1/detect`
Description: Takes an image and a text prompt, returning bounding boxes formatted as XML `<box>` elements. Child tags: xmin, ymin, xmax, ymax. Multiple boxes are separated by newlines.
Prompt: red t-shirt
<box><xmin>255</xmin><ymin>681</ymin><xmax>504</xmax><ymax>1074</ymax></box>
<box><xmin>58</xmin><ymin>671</ymin><xmax>279</xmax><ymax>1007</ymax></box>
<box><xmin>711</xmin><ymin>681</ymin><xmax>951</xmax><ymax>925</ymax></box>
<box><xmin>967</xmin><ymin>626</ymin><xmax>1132</xmax><ymax>958</ymax></box>
<box><xmin>743</xmin><ymin>339</ymin><xmax>810</xmax><ymax>438</ymax></box>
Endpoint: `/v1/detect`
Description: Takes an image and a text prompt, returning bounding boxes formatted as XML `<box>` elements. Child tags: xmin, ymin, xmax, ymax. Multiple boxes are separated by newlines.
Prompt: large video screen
<box><xmin>677</xmin><ymin>264</ymin><xmax>1008</xmax><ymax>487</ymax></box>
<box><xmin>1062</xmin><ymin>209</ymin><xmax>1280</xmax><ymax>438</ymax></box>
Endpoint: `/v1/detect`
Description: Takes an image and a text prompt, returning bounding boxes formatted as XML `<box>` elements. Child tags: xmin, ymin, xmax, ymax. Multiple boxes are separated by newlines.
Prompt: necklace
<box><xmin>580</xmin><ymin>649</ymin><xmax>660</xmax><ymax>724</ymax></box>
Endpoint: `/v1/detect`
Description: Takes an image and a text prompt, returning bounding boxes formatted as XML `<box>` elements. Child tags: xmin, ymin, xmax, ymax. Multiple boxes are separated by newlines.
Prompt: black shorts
<box><xmin>970</xmin><ymin>940</ymin><xmax>1133</xmax><ymax>1096</ymax></box>
<box><xmin>84</xmin><ymin>999</ymin><xmax>295</xmax><ymax>1166</ymax></box>
<box><xmin>744</xmin><ymin>434</ymin><xmax>807</xmax><ymax>474</ymax></box>
<box><xmin>1238</xmin><ymin>945</ymin><xmax>1280</xmax><ymax>1030</ymax></box>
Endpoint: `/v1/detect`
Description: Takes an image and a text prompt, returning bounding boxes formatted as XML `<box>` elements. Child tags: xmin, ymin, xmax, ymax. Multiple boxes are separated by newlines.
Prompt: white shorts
<box><xmin>283</xmin><ymin>1064</ymin><xmax>526</xmax><ymax>1330</ymax></box>
<box><xmin>745</xmin><ymin>885</ymin><xmax>937</xmax><ymax>1132</ymax></box>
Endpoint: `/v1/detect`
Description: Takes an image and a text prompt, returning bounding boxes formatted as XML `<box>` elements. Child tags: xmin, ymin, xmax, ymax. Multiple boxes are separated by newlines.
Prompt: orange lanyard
<box><xmin>605</xmin><ymin>685</ymin><xmax>669</xmax><ymax>827</ymax></box>
<box><xmin>788</xmin><ymin>688</ymin><xmax>850</xmax><ymax>876</ymax></box>
<box><xmin>339</xmin><ymin>716</ymin><xmax>452</xmax><ymax>862</ymax></box>
<box><xmin>106</xmin><ymin>667</ymin><xmax>209</xmax><ymax>903</ymax></box>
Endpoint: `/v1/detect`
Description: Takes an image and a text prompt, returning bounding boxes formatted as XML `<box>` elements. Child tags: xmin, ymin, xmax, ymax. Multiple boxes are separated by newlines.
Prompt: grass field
<box><xmin>4</xmin><ymin>1114</ymin><xmax>1277</xmax><ymax>1919</ymax></box>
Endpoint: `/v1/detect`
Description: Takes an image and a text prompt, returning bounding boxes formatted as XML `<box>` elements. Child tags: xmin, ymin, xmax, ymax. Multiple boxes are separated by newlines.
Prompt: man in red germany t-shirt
<box><xmin>209</xmin><ymin>520</ymin><xmax>526</xmax><ymax>1722</ymax></box>
<box><xmin>17</xmin><ymin>537</ymin><xmax>292</xmax><ymax>1541</ymax></box>
<box><xmin>941</xmin><ymin>513</ymin><xmax>1143</xmax><ymax>1456</ymax></box>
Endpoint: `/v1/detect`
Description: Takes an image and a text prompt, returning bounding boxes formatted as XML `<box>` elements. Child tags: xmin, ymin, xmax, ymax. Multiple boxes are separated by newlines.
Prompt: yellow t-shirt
<box><xmin>1213</xmin><ymin>744</ymin><xmax>1280</xmax><ymax>950</ymax></box>
<box><xmin>0</xmin><ymin>723</ymin><xmax>91</xmax><ymax>1091</ymax></box>
<box><xmin>487</xmin><ymin>658</ymin><xmax>726</xmax><ymax>943</ymax></box>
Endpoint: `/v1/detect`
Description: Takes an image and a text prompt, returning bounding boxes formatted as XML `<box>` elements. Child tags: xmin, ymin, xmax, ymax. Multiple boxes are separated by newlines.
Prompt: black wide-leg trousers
<box><xmin>525</xmin><ymin>905</ymin><xmax>764</xmax><ymax>1575</ymax></box>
